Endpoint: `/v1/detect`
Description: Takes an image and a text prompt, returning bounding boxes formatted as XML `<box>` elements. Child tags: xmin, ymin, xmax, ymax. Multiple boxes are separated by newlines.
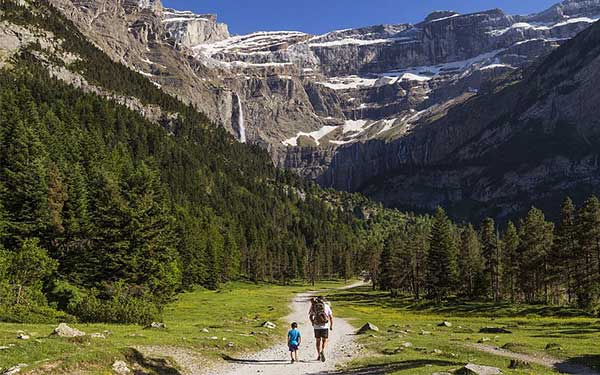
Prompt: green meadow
<box><xmin>326</xmin><ymin>286</ymin><xmax>600</xmax><ymax>375</ymax></box>
<box><xmin>0</xmin><ymin>281</ymin><xmax>344</xmax><ymax>374</ymax></box>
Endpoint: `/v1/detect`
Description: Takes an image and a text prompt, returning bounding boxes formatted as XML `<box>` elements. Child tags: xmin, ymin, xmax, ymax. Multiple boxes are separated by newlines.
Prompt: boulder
<box><xmin>456</xmin><ymin>364</ymin><xmax>503</xmax><ymax>375</ymax></box>
<box><xmin>261</xmin><ymin>321</ymin><xmax>276</xmax><ymax>329</ymax></box>
<box><xmin>16</xmin><ymin>333</ymin><xmax>29</xmax><ymax>340</ymax></box>
<box><xmin>52</xmin><ymin>323</ymin><xmax>85</xmax><ymax>338</ymax></box>
<box><xmin>438</xmin><ymin>321</ymin><xmax>452</xmax><ymax>327</ymax></box>
<box><xmin>509</xmin><ymin>359</ymin><xmax>531</xmax><ymax>369</ymax></box>
<box><xmin>2</xmin><ymin>364</ymin><xmax>27</xmax><ymax>375</ymax></box>
<box><xmin>479</xmin><ymin>327</ymin><xmax>512</xmax><ymax>334</ymax></box>
<box><xmin>357</xmin><ymin>322</ymin><xmax>379</xmax><ymax>334</ymax></box>
<box><xmin>201</xmin><ymin>328</ymin><xmax>210</xmax><ymax>333</ymax></box>
<box><xmin>545</xmin><ymin>343</ymin><xmax>562</xmax><ymax>351</ymax></box>
<box><xmin>147</xmin><ymin>322</ymin><xmax>167</xmax><ymax>329</ymax></box>
<box><xmin>112</xmin><ymin>360</ymin><xmax>130</xmax><ymax>375</ymax></box>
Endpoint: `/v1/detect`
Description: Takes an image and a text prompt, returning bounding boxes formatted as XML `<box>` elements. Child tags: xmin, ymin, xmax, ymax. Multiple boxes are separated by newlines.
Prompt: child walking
<box><xmin>287</xmin><ymin>322</ymin><xmax>302</xmax><ymax>363</ymax></box>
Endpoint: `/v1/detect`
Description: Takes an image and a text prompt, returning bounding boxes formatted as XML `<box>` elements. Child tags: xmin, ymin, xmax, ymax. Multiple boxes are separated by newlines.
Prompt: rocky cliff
<box><xmin>36</xmin><ymin>0</ymin><xmax>600</xmax><ymax>219</ymax></box>
<box><xmin>313</xmin><ymin>20</ymin><xmax>600</xmax><ymax>220</ymax></box>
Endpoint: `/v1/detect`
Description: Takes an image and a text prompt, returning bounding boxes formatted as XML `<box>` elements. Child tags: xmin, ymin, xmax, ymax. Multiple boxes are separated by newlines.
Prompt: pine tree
<box><xmin>576</xmin><ymin>196</ymin><xmax>600</xmax><ymax>310</ymax></box>
<box><xmin>48</xmin><ymin>163</ymin><xmax>67</xmax><ymax>236</ymax></box>
<box><xmin>426</xmin><ymin>208</ymin><xmax>458</xmax><ymax>301</ymax></box>
<box><xmin>501</xmin><ymin>222</ymin><xmax>520</xmax><ymax>302</ymax></box>
<box><xmin>459</xmin><ymin>224</ymin><xmax>486</xmax><ymax>299</ymax></box>
<box><xmin>518</xmin><ymin>207</ymin><xmax>554</xmax><ymax>303</ymax></box>
<box><xmin>552</xmin><ymin>198</ymin><xmax>577</xmax><ymax>304</ymax></box>
<box><xmin>480</xmin><ymin>218</ymin><xmax>501</xmax><ymax>301</ymax></box>
<box><xmin>0</xmin><ymin>119</ymin><xmax>49</xmax><ymax>245</ymax></box>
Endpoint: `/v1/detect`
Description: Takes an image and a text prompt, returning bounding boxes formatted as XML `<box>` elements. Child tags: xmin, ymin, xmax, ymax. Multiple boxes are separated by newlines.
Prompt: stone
<box><xmin>438</xmin><ymin>321</ymin><xmax>452</xmax><ymax>327</ymax></box>
<box><xmin>420</xmin><ymin>330</ymin><xmax>432</xmax><ymax>335</ymax></box>
<box><xmin>508</xmin><ymin>359</ymin><xmax>531</xmax><ymax>369</ymax></box>
<box><xmin>2</xmin><ymin>364</ymin><xmax>27</xmax><ymax>375</ymax></box>
<box><xmin>112</xmin><ymin>360</ymin><xmax>131</xmax><ymax>375</ymax></box>
<box><xmin>52</xmin><ymin>323</ymin><xmax>85</xmax><ymax>338</ymax></box>
<box><xmin>261</xmin><ymin>321</ymin><xmax>276</xmax><ymax>329</ymax></box>
<box><xmin>357</xmin><ymin>322</ymin><xmax>379</xmax><ymax>334</ymax></box>
<box><xmin>478</xmin><ymin>337</ymin><xmax>491</xmax><ymax>343</ymax></box>
<box><xmin>147</xmin><ymin>322</ymin><xmax>167</xmax><ymax>329</ymax></box>
<box><xmin>456</xmin><ymin>364</ymin><xmax>503</xmax><ymax>375</ymax></box>
<box><xmin>479</xmin><ymin>327</ymin><xmax>512</xmax><ymax>334</ymax></box>
<box><xmin>209</xmin><ymin>336</ymin><xmax>218</xmax><ymax>340</ymax></box>
<box><xmin>90</xmin><ymin>333</ymin><xmax>106</xmax><ymax>339</ymax></box>
<box><xmin>401</xmin><ymin>342</ymin><xmax>413</xmax><ymax>348</ymax></box>
<box><xmin>432</xmin><ymin>349</ymin><xmax>443</xmax><ymax>354</ymax></box>
<box><xmin>226</xmin><ymin>342</ymin><xmax>235</xmax><ymax>348</ymax></box>
<box><xmin>201</xmin><ymin>328</ymin><xmax>210</xmax><ymax>333</ymax></box>
<box><xmin>16</xmin><ymin>334</ymin><xmax>30</xmax><ymax>340</ymax></box>
<box><xmin>545</xmin><ymin>343</ymin><xmax>562</xmax><ymax>351</ymax></box>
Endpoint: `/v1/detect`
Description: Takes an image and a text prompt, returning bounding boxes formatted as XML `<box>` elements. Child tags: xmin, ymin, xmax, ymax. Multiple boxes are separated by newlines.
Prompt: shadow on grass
<box><xmin>221</xmin><ymin>354</ymin><xmax>291</xmax><ymax>366</ymax></box>
<box><xmin>555</xmin><ymin>355</ymin><xmax>600</xmax><ymax>374</ymax></box>
<box><xmin>126</xmin><ymin>348</ymin><xmax>182</xmax><ymax>375</ymax></box>
<box><xmin>312</xmin><ymin>359</ymin><xmax>461</xmax><ymax>375</ymax></box>
<box><xmin>326</xmin><ymin>287</ymin><xmax>593</xmax><ymax>318</ymax></box>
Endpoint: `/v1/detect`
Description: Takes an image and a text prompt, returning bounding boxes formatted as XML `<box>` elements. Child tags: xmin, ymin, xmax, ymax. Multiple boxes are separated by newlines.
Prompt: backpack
<box><xmin>312</xmin><ymin>300</ymin><xmax>329</xmax><ymax>325</ymax></box>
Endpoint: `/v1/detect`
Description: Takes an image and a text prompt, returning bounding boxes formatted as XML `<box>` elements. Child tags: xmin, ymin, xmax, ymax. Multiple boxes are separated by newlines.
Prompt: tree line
<box><xmin>374</xmin><ymin>198</ymin><xmax>600</xmax><ymax>313</ymax></box>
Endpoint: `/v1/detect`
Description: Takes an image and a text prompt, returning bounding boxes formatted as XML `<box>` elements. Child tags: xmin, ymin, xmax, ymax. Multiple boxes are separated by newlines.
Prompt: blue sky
<box><xmin>162</xmin><ymin>0</ymin><xmax>560</xmax><ymax>35</ymax></box>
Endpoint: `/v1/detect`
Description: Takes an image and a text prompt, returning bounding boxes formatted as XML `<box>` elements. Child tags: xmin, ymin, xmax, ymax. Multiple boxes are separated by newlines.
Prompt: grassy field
<box><xmin>0</xmin><ymin>280</ymin><xmax>346</xmax><ymax>374</ymax></box>
<box><xmin>326</xmin><ymin>286</ymin><xmax>600</xmax><ymax>375</ymax></box>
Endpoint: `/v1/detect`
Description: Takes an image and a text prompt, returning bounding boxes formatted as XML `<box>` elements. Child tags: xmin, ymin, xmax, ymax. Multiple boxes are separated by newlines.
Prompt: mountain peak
<box><xmin>424</xmin><ymin>11</ymin><xmax>460</xmax><ymax>22</ymax></box>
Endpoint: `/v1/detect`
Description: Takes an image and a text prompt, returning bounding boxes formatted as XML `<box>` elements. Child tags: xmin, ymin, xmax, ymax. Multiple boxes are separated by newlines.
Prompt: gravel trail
<box><xmin>216</xmin><ymin>283</ymin><xmax>363</xmax><ymax>375</ymax></box>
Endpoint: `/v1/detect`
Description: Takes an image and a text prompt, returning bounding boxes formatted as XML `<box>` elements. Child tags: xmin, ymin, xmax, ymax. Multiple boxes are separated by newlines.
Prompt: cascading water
<box><xmin>236</xmin><ymin>94</ymin><xmax>247</xmax><ymax>143</ymax></box>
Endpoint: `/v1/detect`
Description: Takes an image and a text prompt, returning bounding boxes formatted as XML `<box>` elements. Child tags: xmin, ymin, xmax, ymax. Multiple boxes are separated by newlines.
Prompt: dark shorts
<box><xmin>314</xmin><ymin>328</ymin><xmax>329</xmax><ymax>339</ymax></box>
<box><xmin>289</xmin><ymin>344</ymin><xmax>299</xmax><ymax>352</ymax></box>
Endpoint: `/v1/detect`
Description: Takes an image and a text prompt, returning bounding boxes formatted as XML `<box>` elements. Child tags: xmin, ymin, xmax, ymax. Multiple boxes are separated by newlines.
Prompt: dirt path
<box><xmin>470</xmin><ymin>344</ymin><xmax>600</xmax><ymax>375</ymax></box>
<box><xmin>214</xmin><ymin>282</ymin><xmax>364</xmax><ymax>375</ymax></box>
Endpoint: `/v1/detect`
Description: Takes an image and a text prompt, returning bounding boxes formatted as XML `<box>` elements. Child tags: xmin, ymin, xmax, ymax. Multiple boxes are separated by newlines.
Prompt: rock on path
<box><xmin>214</xmin><ymin>282</ymin><xmax>364</xmax><ymax>375</ymax></box>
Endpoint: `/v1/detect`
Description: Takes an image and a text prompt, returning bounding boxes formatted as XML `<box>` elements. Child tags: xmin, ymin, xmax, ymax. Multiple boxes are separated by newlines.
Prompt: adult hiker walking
<box><xmin>309</xmin><ymin>296</ymin><xmax>334</xmax><ymax>362</ymax></box>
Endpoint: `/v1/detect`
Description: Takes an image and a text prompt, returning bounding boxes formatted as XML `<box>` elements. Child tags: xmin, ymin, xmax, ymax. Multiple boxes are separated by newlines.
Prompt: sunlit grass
<box><xmin>0</xmin><ymin>280</ymin><xmax>348</xmax><ymax>374</ymax></box>
<box><xmin>326</xmin><ymin>286</ymin><xmax>600</xmax><ymax>375</ymax></box>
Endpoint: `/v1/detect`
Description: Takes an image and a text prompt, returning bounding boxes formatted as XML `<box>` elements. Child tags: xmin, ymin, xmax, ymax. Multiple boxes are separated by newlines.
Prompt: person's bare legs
<box><xmin>294</xmin><ymin>349</ymin><xmax>299</xmax><ymax>362</ymax></box>
<box><xmin>315</xmin><ymin>337</ymin><xmax>322</xmax><ymax>360</ymax></box>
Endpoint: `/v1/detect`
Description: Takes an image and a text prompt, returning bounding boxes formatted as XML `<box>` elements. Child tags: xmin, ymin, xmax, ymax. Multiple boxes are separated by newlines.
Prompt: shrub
<box><xmin>70</xmin><ymin>294</ymin><xmax>162</xmax><ymax>325</ymax></box>
<box><xmin>0</xmin><ymin>304</ymin><xmax>76</xmax><ymax>324</ymax></box>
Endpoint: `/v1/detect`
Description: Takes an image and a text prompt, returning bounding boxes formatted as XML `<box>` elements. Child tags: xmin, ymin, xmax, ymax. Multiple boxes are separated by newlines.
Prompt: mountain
<box><xmin>39</xmin><ymin>0</ymin><xmax>600</xmax><ymax>221</ymax></box>
<box><xmin>316</xmin><ymin>15</ymin><xmax>600</xmax><ymax>221</ymax></box>
<box><xmin>43</xmin><ymin>0</ymin><xmax>599</xmax><ymax>149</ymax></box>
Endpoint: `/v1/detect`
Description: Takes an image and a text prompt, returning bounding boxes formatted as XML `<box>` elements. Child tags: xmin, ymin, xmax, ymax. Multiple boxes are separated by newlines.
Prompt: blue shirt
<box><xmin>288</xmin><ymin>328</ymin><xmax>301</xmax><ymax>346</ymax></box>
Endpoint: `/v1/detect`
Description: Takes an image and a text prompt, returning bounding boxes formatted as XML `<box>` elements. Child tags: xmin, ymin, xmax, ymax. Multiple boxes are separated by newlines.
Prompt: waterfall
<box><xmin>236</xmin><ymin>94</ymin><xmax>247</xmax><ymax>143</ymax></box>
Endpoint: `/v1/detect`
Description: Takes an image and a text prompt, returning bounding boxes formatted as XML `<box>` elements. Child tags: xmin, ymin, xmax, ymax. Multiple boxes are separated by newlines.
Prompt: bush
<box><xmin>71</xmin><ymin>294</ymin><xmax>162</xmax><ymax>325</ymax></box>
<box><xmin>48</xmin><ymin>279</ymin><xmax>86</xmax><ymax>311</ymax></box>
<box><xmin>0</xmin><ymin>304</ymin><xmax>76</xmax><ymax>324</ymax></box>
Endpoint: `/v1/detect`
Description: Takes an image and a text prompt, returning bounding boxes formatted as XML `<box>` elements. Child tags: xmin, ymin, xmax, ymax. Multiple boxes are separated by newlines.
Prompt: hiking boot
<box><xmin>320</xmin><ymin>351</ymin><xmax>325</xmax><ymax>362</ymax></box>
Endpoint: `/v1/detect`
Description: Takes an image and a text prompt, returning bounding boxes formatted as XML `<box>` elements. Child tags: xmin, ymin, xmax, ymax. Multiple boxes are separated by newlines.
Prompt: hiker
<box><xmin>309</xmin><ymin>296</ymin><xmax>334</xmax><ymax>362</ymax></box>
<box><xmin>287</xmin><ymin>322</ymin><xmax>301</xmax><ymax>364</ymax></box>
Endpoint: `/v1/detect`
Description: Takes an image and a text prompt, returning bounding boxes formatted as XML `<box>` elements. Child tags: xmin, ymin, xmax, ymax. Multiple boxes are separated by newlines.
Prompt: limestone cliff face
<box><xmin>304</xmin><ymin>21</ymin><xmax>600</xmax><ymax>220</ymax></box>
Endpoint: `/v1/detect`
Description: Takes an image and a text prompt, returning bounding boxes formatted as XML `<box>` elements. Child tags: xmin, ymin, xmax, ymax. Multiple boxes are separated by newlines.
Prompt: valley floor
<box><xmin>2</xmin><ymin>282</ymin><xmax>600</xmax><ymax>374</ymax></box>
